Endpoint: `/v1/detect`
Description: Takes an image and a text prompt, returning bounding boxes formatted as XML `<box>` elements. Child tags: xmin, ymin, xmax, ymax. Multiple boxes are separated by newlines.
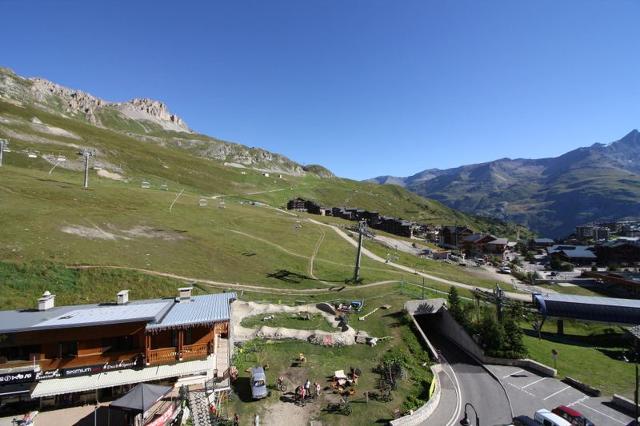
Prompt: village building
<box><xmin>594</xmin><ymin>237</ymin><xmax>640</xmax><ymax>265</ymax></box>
<box><xmin>547</xmin><ymin>245</ymin><xmax>597</xmax><ymax>265</ymax></box>
<box><xmin>440</xmin><ymin>226</ymin><xmax>474</xmax><ymax>249</ymax></box>
<box><xmin>0</xmin><ymin>288</ymin><xmax>235</xmax><ymax>413</ymax></box>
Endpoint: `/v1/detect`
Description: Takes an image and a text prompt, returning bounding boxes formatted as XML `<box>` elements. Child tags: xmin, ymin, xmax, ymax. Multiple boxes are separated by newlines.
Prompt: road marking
<box><xmin>503</xmin><ymin>369</ymin><xmax>524</xmax><ymax>378</ymax></box>
<box><xmin>542</xmin><ymin>385</ymin><xmax>570</xmax><ymax>401</ymax></box>
<box><xmin>578</xmin><ymin>402</ymin><xmax>626</xmax><ymax>425</ymax></box>
<box><xmin>567</xmin><ymin>396</ymin><xmax>589</xmax><ymax>407</ymax></box>
<box><xmin>440</xmin><ymin>355</ymin><xmax>463</xmax><ymax>426</ymax></box>
<box><xmin>522</xmin><ymin>377</ymin><xmax>546</xmax><ymax>389</ymax></box>
<box><xmin>508</xmin><ymin>381</ymin><xmax>536</xmax><ymax>397</ymax></box>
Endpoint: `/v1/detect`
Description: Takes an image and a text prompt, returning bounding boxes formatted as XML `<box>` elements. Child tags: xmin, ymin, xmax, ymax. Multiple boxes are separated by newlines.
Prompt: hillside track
<box><xmin>308</xmin><ymin>219</ymin><xmax>531</xmax><ymax>302</ymax></box>
<box><xmin>67</xmin><ymin>264</ymin><xmax>400</xmax><ymax>296</ymax></box>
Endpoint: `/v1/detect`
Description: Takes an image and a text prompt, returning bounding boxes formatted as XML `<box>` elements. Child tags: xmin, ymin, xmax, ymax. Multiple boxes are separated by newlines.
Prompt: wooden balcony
<box><xmin>147</xmin><ymin>343</ymin><xmax>209</xmax><ymax>365</ymax></box>
<box><xmin>181</xmin><ymin>343</ymin><xmax>209</xmax><ymax>361</ymax></box>
<box><xmin>147</xmin><ymin>348</ymin><xmax>178</xmax><ymax>365</ymax></box>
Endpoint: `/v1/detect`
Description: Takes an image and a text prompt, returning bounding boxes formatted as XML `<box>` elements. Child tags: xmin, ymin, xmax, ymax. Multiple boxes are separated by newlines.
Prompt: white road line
<box><xmin>508</xmin><ymin>381</ymin><xmax>536</xmax><ymax>397</ymax></box>
<box><xmin>503</xmin><ymin>369</ymin><xmax>524</xmax><ymax>378</ymax></box>
<box><xmin>567</xmin><ymin>396</ymin><xmax>589</xmax><ymax>407</ymax></box>
<box><xmin>578</xmin><ymin>402</ymin><xmax>626</xmax><ymax>425</ymax></box>
<box><xmin>441</xmin><ymin>355</ymin><xmax>463</xmax><ymax>426</ymax></box>
<box><xmin>542</xmin><ymin>385</ymin><xmax>570</xmax><ymax>401</ymax></box>
<box><xmin>522</xmin><ymin>377</ymin><xmax>546</xmax><ymax>389</ymax></box>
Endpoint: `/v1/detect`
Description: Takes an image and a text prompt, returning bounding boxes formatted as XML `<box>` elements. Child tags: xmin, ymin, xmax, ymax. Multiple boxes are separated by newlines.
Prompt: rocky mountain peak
<box><xmin>118</xmin><ymin>98</ymin><xmax>188</xmax><ymax>131</ymax></box>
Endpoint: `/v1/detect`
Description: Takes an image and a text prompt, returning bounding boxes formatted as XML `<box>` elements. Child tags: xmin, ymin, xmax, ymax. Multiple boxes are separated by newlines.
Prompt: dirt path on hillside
<box><xmin>67</xmin><ymin>264</ymin><xmax>402</xmax><ymax>296</ymax></box>
<box><xmin>308</xmin><ymin>230</ymin><xmax>325</xmax><ymax>280</ymax></box>
<box><xmin>307</xmin><ymin>219</ymin><xmax>531</xmax><ymax>302</ymax></box>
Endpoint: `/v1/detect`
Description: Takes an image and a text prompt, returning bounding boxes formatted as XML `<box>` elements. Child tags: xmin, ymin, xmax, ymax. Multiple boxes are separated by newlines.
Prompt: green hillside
<box><xmin>0</xmin><ymin>68</ymin><xmax>526</xmax><ymax>310</ymax></box>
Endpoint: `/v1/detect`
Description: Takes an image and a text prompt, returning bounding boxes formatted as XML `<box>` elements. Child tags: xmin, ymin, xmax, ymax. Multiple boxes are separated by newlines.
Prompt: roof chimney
<box><xmin>177</xmin><ymin>287</ymin><xmax>193</xmax><ymax>303</ymax></box>
<box><xmin>117</xmin><ymin>290</ymin><xmax>129</xmax><ymax>305</ymax></box>
<box><xmin>38</xmin><ymin>291</ymin><xmax>55</xmax><ymax>311</ymax></box>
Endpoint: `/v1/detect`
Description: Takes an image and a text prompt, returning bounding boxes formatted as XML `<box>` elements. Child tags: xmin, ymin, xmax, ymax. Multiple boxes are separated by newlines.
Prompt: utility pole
<box><xmin>635</xmin><ymin>363</ymin><xmax>638</xmax><ymax>426</ymax></box>
<box><xmin>353</xmin><ymin>220</ymin><xmax>366</xmax><ymax>283</ymax></box>
<box><xmin>79</xmin><ymin>148</ymin><xmax>95</xmax><ymax>189</ymax></box>
<box><xmin>0</xmin><ymin>139</ymin><xmax>7</xmax><ymax>167</ymax></box>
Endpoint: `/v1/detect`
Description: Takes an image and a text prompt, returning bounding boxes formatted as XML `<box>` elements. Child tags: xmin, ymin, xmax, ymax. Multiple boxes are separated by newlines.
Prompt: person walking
<box><xmin>304</xmin><ymin>379</ymin><xmax>311</xmax><ymax>396</ymax></box>
<box><xmin>315</xmin><ymin>381</ymin><xmax>321</xmax><ymax>397</ymax></box>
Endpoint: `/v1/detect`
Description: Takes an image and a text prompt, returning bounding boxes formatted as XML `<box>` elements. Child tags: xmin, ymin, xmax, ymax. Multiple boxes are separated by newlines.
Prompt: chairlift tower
<box><xmin>79</xmin><ymin>148</ymin><xmax>95</xmax><ymax>189</ymax></box>
<box><xmin>0</xmin><ymin>139</ymin><xmax>7</xmax><ymax>167</ymax></box>
<box><xmin>353</xmin><ymin>220</ymin><xmax>367</xmax><ymax>283</ymax></box>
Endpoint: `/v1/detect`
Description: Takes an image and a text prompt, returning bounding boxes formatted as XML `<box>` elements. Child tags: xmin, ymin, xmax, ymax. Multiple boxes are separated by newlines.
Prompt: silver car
<box><xmin>250</xmin><ymin>366</ymin><xmax>268</xmax><ymax>400</ymax></box>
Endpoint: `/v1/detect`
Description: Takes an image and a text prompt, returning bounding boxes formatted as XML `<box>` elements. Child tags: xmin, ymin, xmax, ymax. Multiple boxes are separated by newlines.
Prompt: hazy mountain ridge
<box><xmin>368</xmin><ymin>130</ymin><xmax>640</xmax><ymax>237</ymax></box>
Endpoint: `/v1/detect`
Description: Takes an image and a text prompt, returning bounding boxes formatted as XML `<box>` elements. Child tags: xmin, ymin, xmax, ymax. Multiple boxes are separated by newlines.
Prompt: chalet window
<box><xmin>185</xmin><ymin>329</ymin><xmax>192</xmax><ymax>345</ymax></box>
<box><xmin>171</xmin><ymin>331</ymin><xmax>178</xmax><ymax>347</ymax></box>
<box><xmin>58</xmin><ymin>341</ymin><xmax>78</xmax><ymax>358</ymax></box>
<box><xmin>102</xmin><ymin>336</ymin><xmax>135</xmax><ymax>353</ymax></box>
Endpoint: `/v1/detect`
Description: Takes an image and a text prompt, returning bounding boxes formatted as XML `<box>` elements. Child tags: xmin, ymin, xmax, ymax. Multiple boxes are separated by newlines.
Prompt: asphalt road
<box><xmin>416</xmin><ymin>315</ymin><xmax>513</xmax><ymax>426</ymax></box>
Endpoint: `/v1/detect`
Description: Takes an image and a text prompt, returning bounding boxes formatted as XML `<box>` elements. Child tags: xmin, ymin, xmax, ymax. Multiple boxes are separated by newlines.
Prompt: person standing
<box><xmin>315</xmin><ymin>382</ymin><xmax>321</xmax><ymax>397</ymax></box>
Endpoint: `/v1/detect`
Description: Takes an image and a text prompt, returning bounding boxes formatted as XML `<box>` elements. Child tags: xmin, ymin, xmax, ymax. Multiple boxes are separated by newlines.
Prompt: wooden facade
<box><xmin>0</xmin><ymin>320</ymin><xmax>230</xmax><ymax>372</ymax></box>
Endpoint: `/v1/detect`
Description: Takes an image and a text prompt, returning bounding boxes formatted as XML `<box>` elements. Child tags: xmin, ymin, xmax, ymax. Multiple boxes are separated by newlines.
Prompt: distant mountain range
<box><xmin>367</xmin><ymin>130</ymin><xmax>640</xmax><ymax>237</ymax></box>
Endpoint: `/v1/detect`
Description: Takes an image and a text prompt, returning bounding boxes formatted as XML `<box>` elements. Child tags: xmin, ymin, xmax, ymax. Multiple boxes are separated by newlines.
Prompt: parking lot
<box><xmin>488</xmin><ymin>364</ymin><xmax>635</xmax><ymax>425</ymax></box>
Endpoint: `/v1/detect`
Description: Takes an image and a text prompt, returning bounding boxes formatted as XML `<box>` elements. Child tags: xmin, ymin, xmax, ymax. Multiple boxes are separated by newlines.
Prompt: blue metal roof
<box><xmin>146</xmin><ymin>293</ymin><xmax>236</xmax><ymax>331</ymax></box>
<box><xmin>533</xmin><ymin>293</ymin><xmax>640</xmax><ymax>325</ymax></box>
<box><xmin>0</xmin><ymin>299</ymin><xmax>172</xmax><ymax>334</ymax></box>
<box><xmin>33</xmin><ymin>302</ymin><xmax>171</xmax><ymax>331</ymax></box>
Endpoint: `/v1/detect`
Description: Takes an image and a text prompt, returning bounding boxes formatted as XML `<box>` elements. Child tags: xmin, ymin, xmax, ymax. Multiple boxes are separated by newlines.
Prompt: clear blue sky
<box><xmin>2</xmin><ymin>0</ymin><xmax>639</xmax><ymax>180</ymax></box>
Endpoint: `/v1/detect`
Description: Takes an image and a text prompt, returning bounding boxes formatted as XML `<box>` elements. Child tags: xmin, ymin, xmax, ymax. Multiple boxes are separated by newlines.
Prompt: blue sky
<box><xmin>2</xmin><ymin>0</ymin><xmax>639</xmax><ymax>179</ymax></box>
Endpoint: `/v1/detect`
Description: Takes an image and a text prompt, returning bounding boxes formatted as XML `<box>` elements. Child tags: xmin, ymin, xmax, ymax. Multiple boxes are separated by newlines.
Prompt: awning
<box><xmin>0</xmin><ymin>383</ymin><xmax>33</xmax><ymax>397</ymax></box>
<box><xmin>31</xmin><ymin>355</ymin><xmax>214</xmax><ymax>398</ymax></box>
<box><xmin>110</xmin><ymin>383</ymin><xmax>171</xmax><ymax>413</ymax></box>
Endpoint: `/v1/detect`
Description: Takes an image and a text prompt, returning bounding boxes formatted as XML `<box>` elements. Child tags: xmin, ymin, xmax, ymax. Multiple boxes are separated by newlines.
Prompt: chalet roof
<box><xmin>463</xmin><ymin>233</ymin><xmax>495</xmax><ymax>243</ymax></box>
<box><xmin>487</xmin><ymin>238</ymin><xmax>509</xmax><ymax>245</ymax></box>
<box><xmin>146</xmin><ymin>293</ymin><xmax>236</xmax><ymax>331</ymax></box>
<box><xmin>0</xmin><ymin>299</ymin><xmax>173</xmax><ymax>334</ymax></box>
<box><xmin>533</xmin><ymin>238</ymin><xmax>555</xmax><ymax>244</ymax></box>
<box><xmin>0</xmin><ymin>293</ymin><xmax>236</xmax><ymax>334</ymax></box>
<box><xmin>548</xmin><ymin>245</ymin><xmax>596</xmax><ymax>259</ymax></box>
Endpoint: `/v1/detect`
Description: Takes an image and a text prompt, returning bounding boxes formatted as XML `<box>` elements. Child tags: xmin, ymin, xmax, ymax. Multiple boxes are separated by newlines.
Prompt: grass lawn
<box><xmin>522</xmin><ymin>319</ymin><xmax>636</xmax><ymax>398</ymax></box>
<box><xmin>241</xmin><ymin>312</ymin><xmax>337</xmax><ymax>333</ymax></box>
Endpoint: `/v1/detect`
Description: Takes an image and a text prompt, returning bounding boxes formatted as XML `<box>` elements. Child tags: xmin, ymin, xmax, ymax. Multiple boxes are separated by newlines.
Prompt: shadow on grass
<box><xmin>266</xmin><ymin>269</ymin><xmax>344</xmax><ymax>284</ymax></box>
<box><xmin>231</xmin><ymin>377</ymin><xmax>254</xmax><ymax>402</ymax></box>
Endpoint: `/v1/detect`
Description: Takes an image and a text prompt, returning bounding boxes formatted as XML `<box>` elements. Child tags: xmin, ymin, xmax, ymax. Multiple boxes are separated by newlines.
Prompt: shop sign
<box><xmin>36</xmin><ymin>369</ymin><xmax>61</xmax><ymax>380</ymax></box>
<box><xmin>0</xmin><ymin>370</ymin><xmax>36</xmax><ymax>384</ymax></box>
<box><xmin>38</xmin><ymin>357</ymin><xmax>142</xmax><ymax>380</ymax></box>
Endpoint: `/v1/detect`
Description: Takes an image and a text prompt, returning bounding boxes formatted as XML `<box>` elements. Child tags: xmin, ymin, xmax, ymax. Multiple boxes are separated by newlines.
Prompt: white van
<box><xmin>534</xmin><ymin>409</ymin><xmax>571</xmax><ymax>426</ymax></box>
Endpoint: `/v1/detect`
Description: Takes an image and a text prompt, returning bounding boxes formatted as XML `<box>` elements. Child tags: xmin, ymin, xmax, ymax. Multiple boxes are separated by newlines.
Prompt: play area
<box><xmin>223</xmin><ymin>296</ymin><xmax>433</xmax><ymax>425</ymax></box>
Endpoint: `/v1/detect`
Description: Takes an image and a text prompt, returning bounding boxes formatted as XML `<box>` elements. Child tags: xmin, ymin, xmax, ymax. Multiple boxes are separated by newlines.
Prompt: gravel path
<box><xmin>232</xmin><ymin>300</ymin><xmax>364</xmax><ymax>346</ymax></box>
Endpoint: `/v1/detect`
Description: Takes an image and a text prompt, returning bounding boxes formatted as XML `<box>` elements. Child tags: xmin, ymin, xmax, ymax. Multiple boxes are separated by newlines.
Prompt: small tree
<box><xmin>447</xmin><ymin>286</ymin><xmax>464</xmax><ymax>323</ymax></box>
<box><xmin>479</xmin><ymin>311</ymin><xmax>505</xmax><ymax>355</ymax></box>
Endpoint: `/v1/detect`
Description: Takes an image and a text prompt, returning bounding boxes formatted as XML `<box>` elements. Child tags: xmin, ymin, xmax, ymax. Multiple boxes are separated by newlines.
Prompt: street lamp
<box><xmin>460</xmin><ymin>402</ymin><xmax>480</xmax><ymax>426</ymax></box>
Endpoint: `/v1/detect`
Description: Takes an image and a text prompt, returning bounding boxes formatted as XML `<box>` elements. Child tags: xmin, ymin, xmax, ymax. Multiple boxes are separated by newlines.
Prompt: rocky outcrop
<box><xmin>0</xmin><ymin>68</ymin><xmax>191</xmax><ymax>133</ymax></box>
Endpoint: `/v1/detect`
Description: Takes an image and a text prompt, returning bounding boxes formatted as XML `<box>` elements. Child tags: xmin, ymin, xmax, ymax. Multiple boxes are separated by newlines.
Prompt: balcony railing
<box><xmin>181</xmin><ymin>343</ymin><xmax>209</xmax><ymax>361</ymax></box>
<box><xmin>147</xmin><ymin>348</ymin><xmax>178</xmax><ymax>365</ymax></box>
<box><xmin>147</xmin><ymin>343</ymin><xmax>209</xmax><ymax>365</ymax></box>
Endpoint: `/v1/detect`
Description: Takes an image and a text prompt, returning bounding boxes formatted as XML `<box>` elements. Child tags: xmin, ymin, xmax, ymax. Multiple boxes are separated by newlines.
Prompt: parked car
<box><xmin>534</xmin><ymin>409</ymin><xmax>571</xmax><ymax>426</ymax></box>
<box><xmin>551</xmin><ymin>405</ymin><xmax>595</xmax><ymax>426</ymax></box>
<box><xmin>549</xmin><ymin>271</ymin><xmax>558</xmax><ymax>277</ymax></box>
<box><xmin>499</xmin><ymin>267</ymin><xmax>512</xmax><ymax>274</ymax></box>
<box><xmin>250</xmin><ymin>366</ymin><xmax>268</xmax><ymax>400</ymax></box>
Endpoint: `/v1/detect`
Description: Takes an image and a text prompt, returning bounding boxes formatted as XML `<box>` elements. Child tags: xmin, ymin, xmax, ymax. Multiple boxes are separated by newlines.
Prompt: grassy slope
<box><xmin>522</xmin><ymin>320</ymin><xmax>635</xmax><ymax>398</ymax></box>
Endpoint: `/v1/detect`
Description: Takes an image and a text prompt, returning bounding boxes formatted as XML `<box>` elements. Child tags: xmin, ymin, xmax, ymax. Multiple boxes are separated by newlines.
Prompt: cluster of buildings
<box><xmin>439</xmin><ymin>225</ymin><xmax>514</xmax><ymax>257</ymax></box>
<box><xmin>573</xmin><ymin>220</ymin><xmax>640</xmax><ymax>243</ymax></box>
<box><xmin>286</xmin><ymin>198</ymin><xmax>418</xmax><ymax>238</ymax></box>
<box><xmin>0</xmin><ymin>288</ymin><xmax>235</xmax><ymax>419</ymax></box>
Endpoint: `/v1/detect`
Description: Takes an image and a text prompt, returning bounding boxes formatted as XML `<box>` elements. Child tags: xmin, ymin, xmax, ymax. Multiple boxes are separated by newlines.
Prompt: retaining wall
<box><xmin>389</xmin><ymin>365</ymin><xmax>442</xmax><ymax>426</ymax></box>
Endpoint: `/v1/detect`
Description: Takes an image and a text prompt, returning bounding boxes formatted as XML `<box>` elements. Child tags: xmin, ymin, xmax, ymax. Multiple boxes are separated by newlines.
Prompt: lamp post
<box><xmin>460</xmin><ymin>402</ymin><xmax>480</xmax><ymax>426</ymax></box>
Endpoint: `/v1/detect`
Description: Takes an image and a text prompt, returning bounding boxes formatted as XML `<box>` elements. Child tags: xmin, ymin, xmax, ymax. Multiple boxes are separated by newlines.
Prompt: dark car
<box><xmin>552</xmin><ymin>405</ymin><xmax>595</xmax><ymax>426</ymax></box>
